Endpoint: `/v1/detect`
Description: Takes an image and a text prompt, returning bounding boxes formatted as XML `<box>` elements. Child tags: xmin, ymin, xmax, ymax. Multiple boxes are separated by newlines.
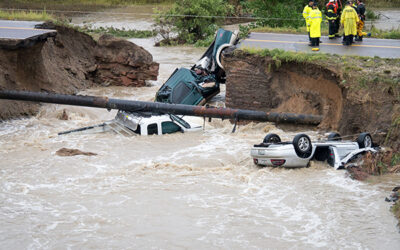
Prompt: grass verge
<box><xmin>0</xmin><ymin>9</ymin><xmax>54</xmax><ymax>21</ymax></box>
<box><xmin>2</xmin><ymin>0</ymin><xmax>174</xmax><ymax>7</ymax></box>
<box><xmin>80</xmin><ymin>26</ymin><xmax>156</xmax><ymax>38</ymax></box>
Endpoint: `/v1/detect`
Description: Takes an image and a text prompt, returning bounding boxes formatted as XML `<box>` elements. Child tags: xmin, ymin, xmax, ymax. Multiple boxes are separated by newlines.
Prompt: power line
<box><xmin>0</xmin><ymin>8</ymin><xmax>399</xmax><ymax>23</ymax></box>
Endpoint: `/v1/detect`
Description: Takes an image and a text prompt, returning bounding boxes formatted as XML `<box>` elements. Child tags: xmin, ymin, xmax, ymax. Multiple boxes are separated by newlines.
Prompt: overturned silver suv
<box><xmin>251</xmin><ymin>132</ymin><xmax>378</xmax><ymax>169</ymax></box>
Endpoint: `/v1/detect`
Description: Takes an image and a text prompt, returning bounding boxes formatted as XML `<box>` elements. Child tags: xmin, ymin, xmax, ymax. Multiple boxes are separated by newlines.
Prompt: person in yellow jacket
<box><xmin>309</xmin><ymin>2</ymin><xmax>322</xmax><ymax>47</ymax></box>
<box><xmin>341</xmin><ymin>1</ymin><xmax>359</xmax><ymax>45</ymax></box>
<box><xmin>303</xmin><ymin>0</ymin><xmax>314</xmax><ymax>42</ymax></box>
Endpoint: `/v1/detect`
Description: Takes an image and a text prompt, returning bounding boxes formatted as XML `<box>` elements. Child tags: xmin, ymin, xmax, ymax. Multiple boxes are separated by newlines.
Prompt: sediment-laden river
<box><xmin>1</xmin><ymin>8</ymin><xmax>400</xmax><ymax>249</ymax></box>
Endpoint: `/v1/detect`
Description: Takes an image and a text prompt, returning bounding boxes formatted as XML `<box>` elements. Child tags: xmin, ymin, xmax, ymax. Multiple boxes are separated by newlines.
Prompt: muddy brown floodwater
<box><xmin>1</xmin><ymin>8</ymin><xmax>400</xmax><ymax>249</ymax></box>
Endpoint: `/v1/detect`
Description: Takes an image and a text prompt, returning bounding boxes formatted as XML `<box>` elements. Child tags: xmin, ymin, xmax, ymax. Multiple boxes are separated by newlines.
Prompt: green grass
<box><xmin>0</xmin><ymin>9</ymin><xmax>54</xmax><ymax>21</ymax></box>
<box><xmin>0</xmin><ymin>0</ymin><xmax>173</xmax><ymax>12</ymax></box>
<box><xmin>240</xmin><ymin>47</ymin><xmax>331</xmax><ymax>64</ymax></box>
<box><xmin>368</xmin><ymin>0</ymin><xmax>400</xmax><ymax>8</ymax></box>
<box><xmin>7</xmin><ymin>0</ymin><xmax>173</xmax><ymax>5</ymax></box>
<box><xmin>80</xmin><ymin>26</ymin><xmax>156</xmax><ymax>38</ymax></box>
<box><xmin>1</xmin><ymin>0</ymin><xmax>173</xmax><ymax>8</ymax></box>
<box><xmin>368</xmin><ymin>26</ymin><xmax>400</xmax><ymax>39</ymax></box>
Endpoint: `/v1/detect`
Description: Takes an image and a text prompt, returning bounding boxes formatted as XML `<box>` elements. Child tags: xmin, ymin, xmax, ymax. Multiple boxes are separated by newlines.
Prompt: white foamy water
<box><xmin>1</xmin><ymin>9</ymin><xmax>400</xmax><ymax>249</ymax></box>
<box><xmin>2</xmin><ymin>86</ymin><xmax>400</xmax><ymax>249</ymax></box>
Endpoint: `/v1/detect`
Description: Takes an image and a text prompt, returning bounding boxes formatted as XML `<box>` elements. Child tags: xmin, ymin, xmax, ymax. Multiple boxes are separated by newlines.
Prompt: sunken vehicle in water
<box><xmin>59</xmin><ymin>111</ymin><xmax>202</xmax><ymax>136</ymax></box>
<box><xmin>251</xmin><ymin>132</ymin><xmax>378</xmax><ymax>169</ymax></box>
<box><xmin>60</xmin><ymin>28</ymin><xmax>239</xmax><ymax>136</ymax></box>
<box><xmin>155</xmin><ymin>28</ymin><xmax>238</xmax><ymax>105</ymax></box>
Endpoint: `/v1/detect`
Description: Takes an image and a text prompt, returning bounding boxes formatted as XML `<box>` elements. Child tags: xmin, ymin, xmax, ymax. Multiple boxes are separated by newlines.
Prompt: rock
<box><xmin>385</xmin><ymin>187</ymin><xmax>400</xmax><ymax>202</ymax></box>
<box><xmin>56</xmin><ymin>148</ymin><xmax>97</xmax><ymax>157</ymax></box>
<box><xmin>59</xmin><ymin>109</ymin><xmax>68</xmax><ymax>120</ymax></box>
<box><xmin>95</xmin><ymin>34</ymin><xmax>159</xmax><ymax>87</ymax></box>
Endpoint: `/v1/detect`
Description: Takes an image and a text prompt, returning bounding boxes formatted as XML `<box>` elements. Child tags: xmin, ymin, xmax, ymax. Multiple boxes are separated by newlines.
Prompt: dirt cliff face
<box><xmin>0</xmin><ymin>23</ymin><xmax>159</xmax><ymax>120</ymax></box>
<box><xmin>223</xmin><ymin>50</ymin><xmax>400</xmax><ymax>149</ymax></box>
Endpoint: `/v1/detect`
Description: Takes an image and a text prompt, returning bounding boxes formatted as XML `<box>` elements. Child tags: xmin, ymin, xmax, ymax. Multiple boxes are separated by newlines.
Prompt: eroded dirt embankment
<box><xmin>223</xmin><ymin>50</ymin><xmax>400</xmax><ymax>150</ymax></box>
<box><xmin>0</xmin><ymin>23</ymin><xmax>159</xmax><ymax>120</ymax></box>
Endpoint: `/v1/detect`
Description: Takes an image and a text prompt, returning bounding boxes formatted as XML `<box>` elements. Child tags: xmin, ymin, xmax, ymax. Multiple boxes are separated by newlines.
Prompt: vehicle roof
<box><xmin>129</xmin><ymin>114</ymin><xmax>171</xmax><ymax>124</ymax></box>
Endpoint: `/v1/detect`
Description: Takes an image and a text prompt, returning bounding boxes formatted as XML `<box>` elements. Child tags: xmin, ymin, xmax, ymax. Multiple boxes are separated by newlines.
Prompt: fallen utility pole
<box><xmin>0</xmin><ymin>90</ymin><xmax>323</xmax><ymax>125</ymax></box>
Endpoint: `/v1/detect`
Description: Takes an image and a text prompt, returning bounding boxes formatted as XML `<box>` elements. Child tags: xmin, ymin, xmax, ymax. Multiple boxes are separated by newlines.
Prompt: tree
<box><xmin>243</xmin><ymin>0</ymin><xmax>307</xmax><ymax>28</ymax></box>
<box><xmin>154</xmin><ymin>0</ymin><xmax>233</xmax><ymax>44</ymax></box>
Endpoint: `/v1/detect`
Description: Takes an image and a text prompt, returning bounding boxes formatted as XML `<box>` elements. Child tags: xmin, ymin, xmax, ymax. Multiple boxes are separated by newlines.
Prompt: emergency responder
<box><xmin>334</xmin><ymin>0</ymin><xmax>343</xmax><ymax>37</ymax></box>
<box><xmin>355</xmin><ymin>0</ymin><xmax>366</xmax><ymax>41</ymax></box>
<box><xmin>341</xmin><ymin>1</ymin><xmax>359</xmax><ymax>45</ymax></box>
<box><xmin>303</xmin><ymin>0</ymin><xmax>314</xmax><ymax>42</ymax></box>
<box><xmin>326</xmin><ymin>0</ymin><xmax>338</xmax><ymax>39</ymax></box>
<box><xmin>351</xmin><ymin>0</ymin><xmax>358</xmax><ymax>11</ymax></box>
<box><xmin>309</xmin><ymin>2</ymin><xmax>322</xmax><ymax>47</ymax></box>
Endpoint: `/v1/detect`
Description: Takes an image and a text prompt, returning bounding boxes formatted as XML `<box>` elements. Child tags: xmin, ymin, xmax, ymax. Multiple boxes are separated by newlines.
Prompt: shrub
<box><xmin>154</xmin><ymin>0</ymin><xmax>232</xmax><ymax>44</ymax></box>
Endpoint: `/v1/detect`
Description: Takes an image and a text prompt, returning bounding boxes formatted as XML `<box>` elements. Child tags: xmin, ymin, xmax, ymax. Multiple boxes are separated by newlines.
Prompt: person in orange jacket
<box><xmin>326</xmin><ymin>0</ymin><xmax>338</xmax><ymax>39</ymax></box>
<box><xmin>334</xmin><ymin>0</ymin><xmax>343</xmax><ymax>37</ymax></box>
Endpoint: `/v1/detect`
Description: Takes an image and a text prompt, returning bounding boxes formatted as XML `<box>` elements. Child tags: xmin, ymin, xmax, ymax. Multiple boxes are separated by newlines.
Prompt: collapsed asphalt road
<box><xmin>0</xmin><ymin>20</ymin><xmax>56</xmax><ymax>49</ymax></box>
<box><xmin>240</xmin><ymin>32</ymin><xmax>400</xmax><ymax>58</ymax></box>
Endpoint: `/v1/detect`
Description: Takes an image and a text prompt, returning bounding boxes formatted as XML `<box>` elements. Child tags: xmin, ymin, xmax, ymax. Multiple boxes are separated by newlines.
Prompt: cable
<box><xmin>1</xmin><ymin>8</ymin><xmax>398</xmax><ymax>23</ymax></box>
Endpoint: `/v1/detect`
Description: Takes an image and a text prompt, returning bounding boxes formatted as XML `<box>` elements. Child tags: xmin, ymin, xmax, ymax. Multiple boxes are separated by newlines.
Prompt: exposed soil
<box><xmin>0</xmin><ymin>22</ymin><xmax>159</xmax><ymax>120</ymax></box>
<box><xmin>222</xmin><ymin>55</ymin><xmax>343</xmax><ymax>129</ymax></box>
<box><xmin>223</xmin><ymin>50</ymin><xmax>400</xmax><ymax>150</ymax></box>
<box><xmin>346</xmin><ymin>149</ymin><xmax>400</xmax><ymax>181</ymax></box>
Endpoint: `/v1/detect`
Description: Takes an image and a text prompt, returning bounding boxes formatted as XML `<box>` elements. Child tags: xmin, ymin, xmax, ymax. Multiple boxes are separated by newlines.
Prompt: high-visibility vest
<box><xmin>303</xmin><ymin>5</ymin><xmax>312</xmax><ymax>21</ymax></box>
<box><xmin>326</xmin><ymin>3</ymin><xmax>337</xmax><ymax>21</ymax></box>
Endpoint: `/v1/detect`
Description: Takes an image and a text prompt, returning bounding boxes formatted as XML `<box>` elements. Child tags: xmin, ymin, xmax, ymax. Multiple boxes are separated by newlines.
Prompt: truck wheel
<box><xmin>293</xmin><ymin>134</ymin><xmax>312</xmax><ymax>158</ymax></box>
<box><xmin>215</xmin><ymin>44</ymin><xmax>231</xmax><ymax>70</ymax></box>
<box><xmin>328</xmin><ymin>132</ymin><xmax>341</xmax><ymax>141</ymax></box>
<box><xmin>357</xmin><ymin>132</ymin><xmax>373</xmax><ymax>148</ymax></box>
<box><xmin>263</xmin><ymin>133</ymin><xmax>281</xmax><ymax>143</ymax></box>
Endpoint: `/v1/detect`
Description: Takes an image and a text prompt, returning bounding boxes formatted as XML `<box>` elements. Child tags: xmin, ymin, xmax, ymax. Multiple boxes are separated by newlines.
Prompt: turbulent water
<box><xmin>1</xmin><ymin>8</ymin><xmax>400</xmax><ymax>250</ymax></box>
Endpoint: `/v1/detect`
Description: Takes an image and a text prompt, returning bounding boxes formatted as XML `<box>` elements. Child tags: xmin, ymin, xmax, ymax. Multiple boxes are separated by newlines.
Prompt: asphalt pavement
<box><xmin>240</xmin><ymin>32</ymin><xmax>400</xmax><ymax>58</ymax></box>
<box><xmin>0</xmin><ymin>20</ymin><xmax>56</xmax><ymax>49</ymax></box>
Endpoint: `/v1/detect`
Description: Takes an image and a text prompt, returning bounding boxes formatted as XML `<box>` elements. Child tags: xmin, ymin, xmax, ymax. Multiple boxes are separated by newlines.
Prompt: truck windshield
<box><xmin>170</xmin><ymin>114</ymin><xmax>191</xmax><ymax>129</ymax></box>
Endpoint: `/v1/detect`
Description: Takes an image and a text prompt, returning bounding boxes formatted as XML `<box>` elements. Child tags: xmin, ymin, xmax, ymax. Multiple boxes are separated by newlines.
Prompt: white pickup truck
<box><xmin>58</xmin><ymin>110</ymin><xmax>201</xmax><ymax>136</ymax></box>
